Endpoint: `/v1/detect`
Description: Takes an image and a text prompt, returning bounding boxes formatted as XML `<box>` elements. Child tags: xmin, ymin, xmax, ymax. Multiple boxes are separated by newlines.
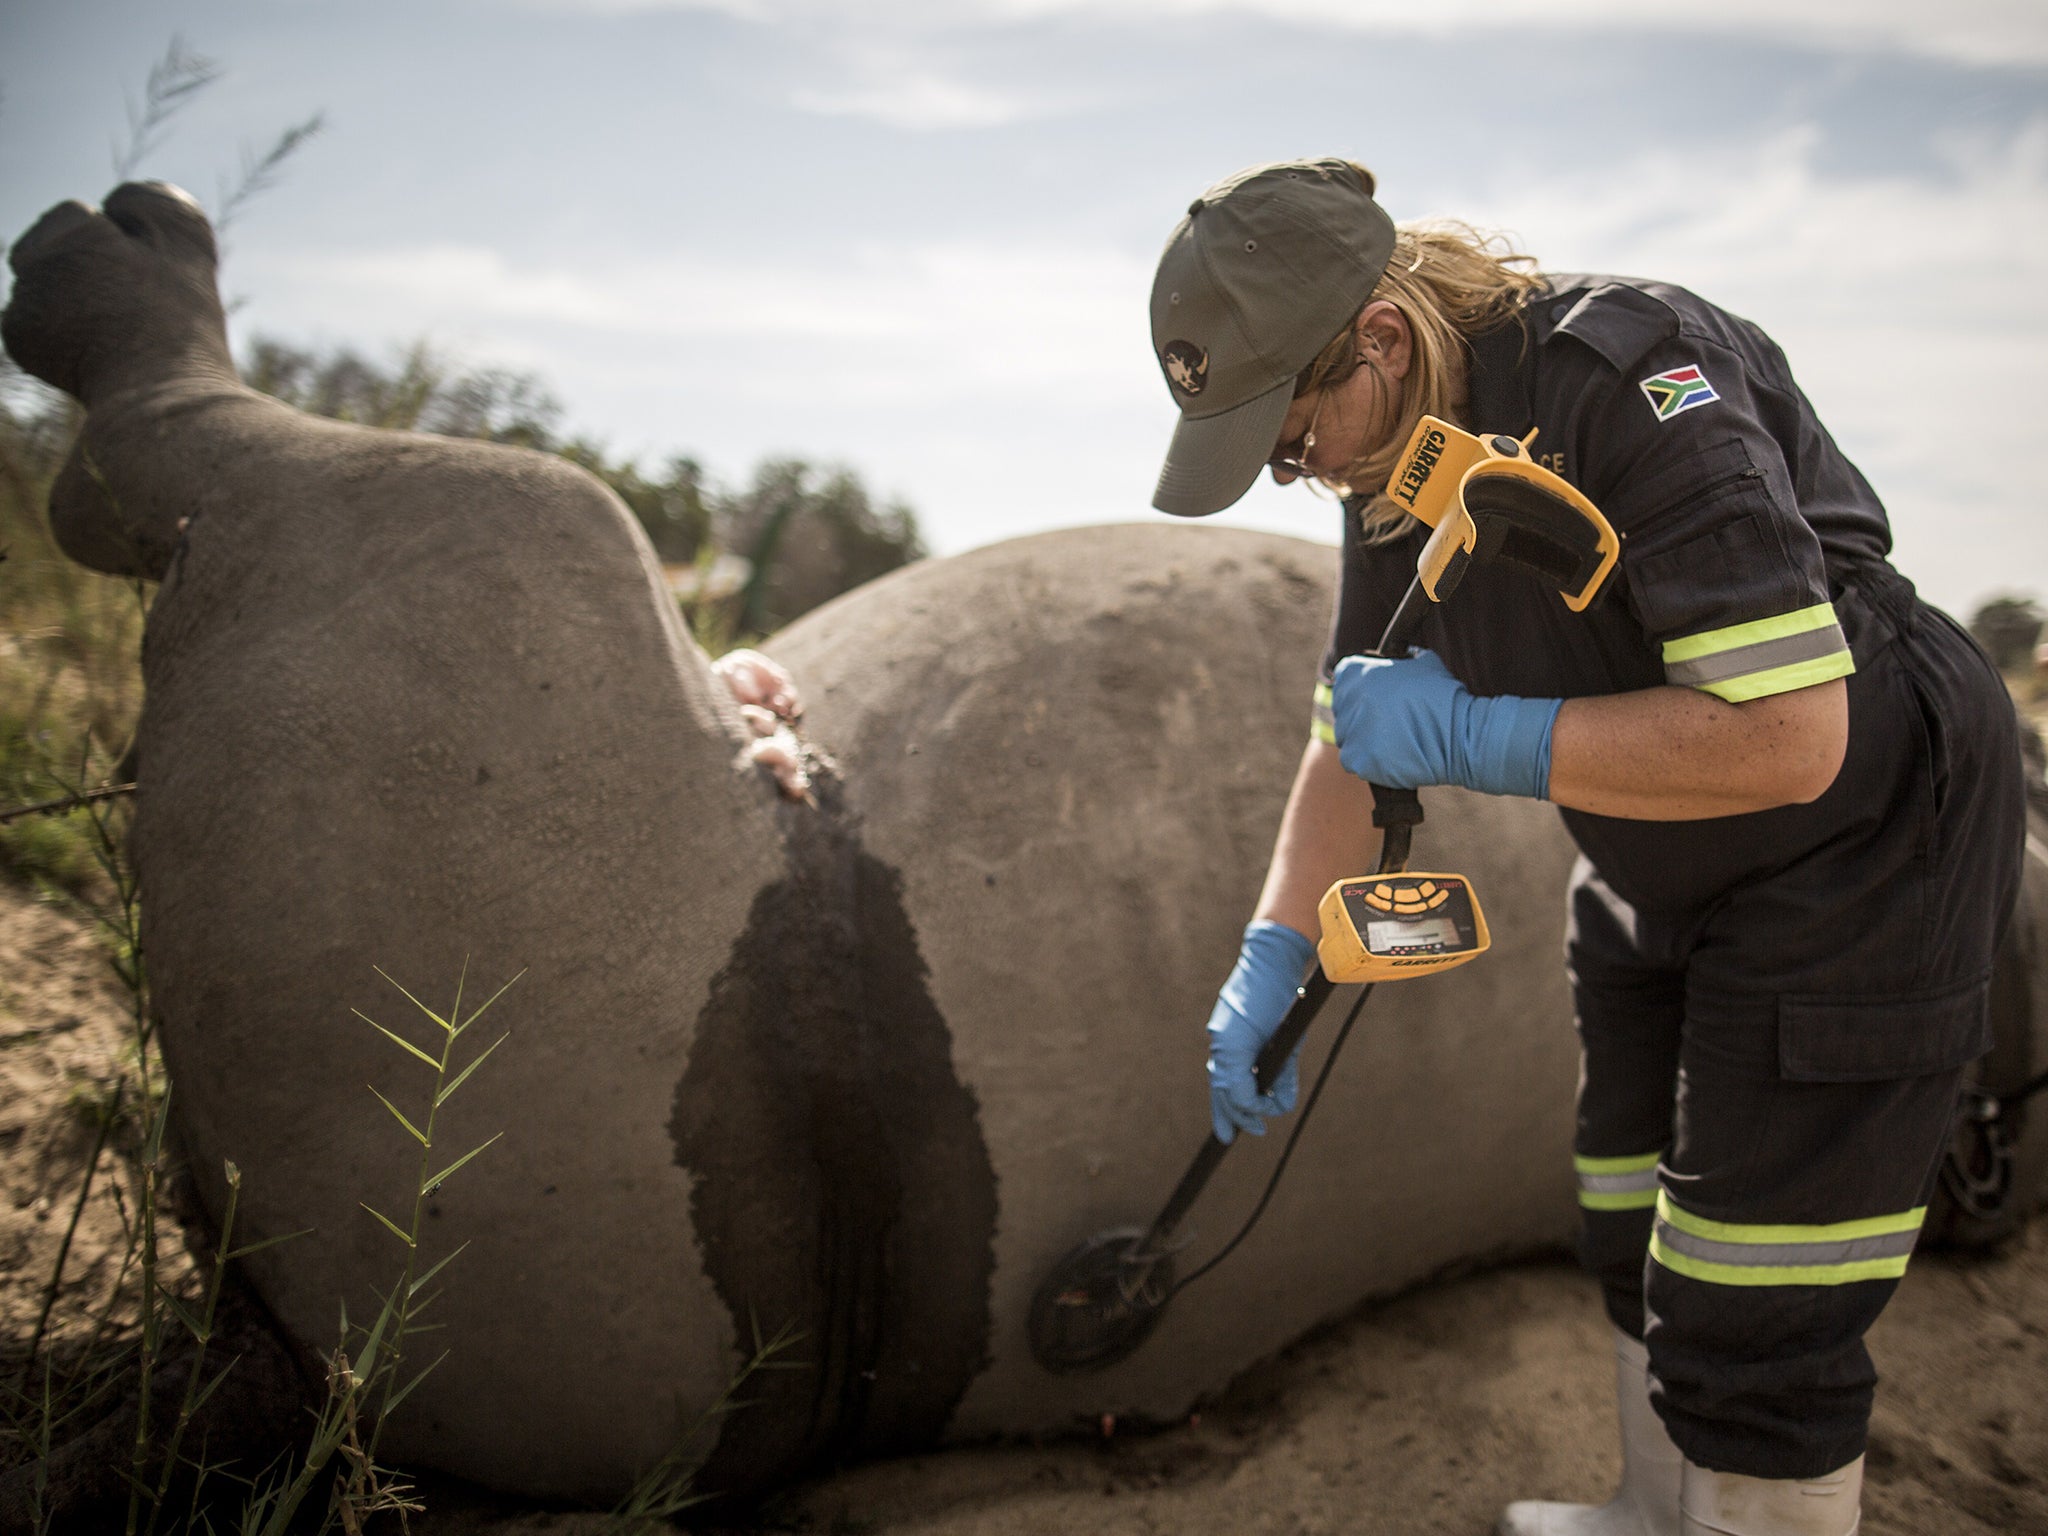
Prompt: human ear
<box><xmin>1353</xmin><ymin>301</ymin><xmax>1413</xmax><ymax>382</ymax></box>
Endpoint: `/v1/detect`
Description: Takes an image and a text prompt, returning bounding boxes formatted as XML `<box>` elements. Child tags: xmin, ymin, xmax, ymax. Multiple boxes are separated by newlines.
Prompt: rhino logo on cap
<box><xmin>1163</xmin><ymin>340</ymin><xmax>1208</xmax><ymax>397</ymax></box>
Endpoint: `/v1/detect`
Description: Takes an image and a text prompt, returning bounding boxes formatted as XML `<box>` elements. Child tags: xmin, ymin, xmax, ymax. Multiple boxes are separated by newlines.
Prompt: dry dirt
<box><xmin>4</xmin><ymin>879</ymin><xmax>2045</xmax><ymax>1536</ymax></box>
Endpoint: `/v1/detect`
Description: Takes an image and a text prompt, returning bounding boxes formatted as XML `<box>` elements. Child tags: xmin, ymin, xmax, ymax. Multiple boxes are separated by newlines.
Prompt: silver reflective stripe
<box><xmin>1574</xmin><ymin>1150</ymin><xmax>1661</xmax><ymax>1210</ymax></box>
<box><xmin>1654</xmin><ymin>1220</ymin><xmax>1919</xmax><ymax>1272</ymax></box>
<box><xmin>1581</xmin><ymin>1169</ymin><xmax>1659</xmax><ymax>1198</ymax></box>
<box><xmin>1663</xmin><ymin>621</ymin><xmax>1848</xmax><ymax>689</ymax></box>
<box><xmin>1650</xmin><ymin>1191</ymin><xmax>1926</xmax><ymax>1287</ymax></box>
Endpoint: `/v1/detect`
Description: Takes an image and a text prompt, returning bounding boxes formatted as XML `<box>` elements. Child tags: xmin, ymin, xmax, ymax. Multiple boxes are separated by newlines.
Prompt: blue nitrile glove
<box><xmin>1330</xmin><ymin>649</ymin><xmax>1563</xmax><ymax>800</ymax></box>
<box><xmin>1206</xmin><ymin>920</ymin><xmax>1317</xmax><ymax>1145</ymax></box>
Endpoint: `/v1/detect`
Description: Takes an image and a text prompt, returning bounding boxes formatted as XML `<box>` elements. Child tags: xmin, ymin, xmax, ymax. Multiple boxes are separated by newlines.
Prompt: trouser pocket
<box><xmin>1778</xmin><ymin>973</ymin><xmax>1993</xmax><ymax>1082</ymax></box>
<box><xmin>1643</xmin><ymin>984</ymin><xmax>1981</xmax><ymax>1481</ymax></box>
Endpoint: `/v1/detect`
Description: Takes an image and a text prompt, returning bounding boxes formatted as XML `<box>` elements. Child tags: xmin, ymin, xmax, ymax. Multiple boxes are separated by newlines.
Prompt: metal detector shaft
<box><xmin>1126</xmin><ymin>576</ymin><xmax>1439</xmax><ymax>1266</ymax></box>
<box><xmin>1135</xmin><ymin>971</ymin><xmax>1337</xmax><ymax>1256</ymax></box>
<box><xmin>1375</xmin><ymin>571</ymin><xmax>1434</xmax><ymax>658</ymax></box>
<box><xmin>1130</xmin><ymin>805</ymin><xmax>1412</xmax><ymax>1264</ymax></box>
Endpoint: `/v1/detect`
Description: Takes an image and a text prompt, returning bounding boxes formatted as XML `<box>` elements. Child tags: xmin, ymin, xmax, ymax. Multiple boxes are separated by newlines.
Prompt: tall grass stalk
<box><xmin>237</xmin><ymin>964</ymin><xmax>517</xmax><ymax>1536</ymax></box>
<box><xmin>135</xmin><ymin>1159</ymin><xmax>307</xmax><ymax>1536</ymax></box>
<box><xmin>608</xmin><ymin>1315</ymin><xmax>805</xmax><ymax>1533</ymax></box>
<box><xmin>113</xmin><ymin>38</ymin><xmax>221</xmax><ymax>181</ymax></box>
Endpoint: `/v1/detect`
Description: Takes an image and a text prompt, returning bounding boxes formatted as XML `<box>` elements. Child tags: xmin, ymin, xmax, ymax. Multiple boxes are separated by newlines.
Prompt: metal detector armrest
<box><xmin>1384</xmin><ymin>416</ymin><xmax>1620</xmax><ymax>612</ymax></box>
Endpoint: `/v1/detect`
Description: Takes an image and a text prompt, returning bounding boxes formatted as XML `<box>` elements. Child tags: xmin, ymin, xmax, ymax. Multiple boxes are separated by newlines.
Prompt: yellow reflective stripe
<box><xmin>1312</xmin><ymin>682</ymin><xmax>1336</xmax><ymax>745</ymax></box>
<box><xmin>1660</xmin><ymin>602</ymin><xmax>1840</xmax><ymax>665</ymax></box>
<box><xmin>1656</xmin><ymin>1193</ymin><xmax>1926</xmax><ymax>1246</ymax></box>
<box><xmin>1650</xmin><ymin>1191</ymin><xmax>1926</xmax><ymax>1288</ymax></box>
<box><xmin>1575</xmin><ymin>1150</ymin><xmax>1661</xmax><ymax>1211</ymax></box>
<box><xmin>1694</xmin><ymin>649</ymin><xmax>1856</xmax><ymax>703</ymax></box>
<box><xmin>1649</xmin><ymin>1235</ymin><xmax>1913</xmax><ymax>1288</ymax></box>
<box><xmin>1584</xmin><ymin>1189</ymin><xmax>1661</xmax><ymax>1212</ymax></box>
<box><xmin>1661</xmin><ymin>601</ymin><xmax>1855</xmax><ymax>702</ymax></box>
<box><xmin>1574</xmin><ymin>1151</ymin><xmax>1662</xmax><ymax>1175</ymax></box>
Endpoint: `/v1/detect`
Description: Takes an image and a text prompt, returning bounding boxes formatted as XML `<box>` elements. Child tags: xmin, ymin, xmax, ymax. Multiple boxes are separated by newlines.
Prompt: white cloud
<box><xmin>1388</xmin><ymin>121</ymin><xmax>2048</xmax><ymax>613</ymax></box>
<box><xmin>507</xmin><ymin>0</ymin><xmax>2048</xmax><ymax>67</ymax></box>
<box><xmin>270</xmin><ymin>236</ymin><xmax>1151</xmax><ymax>398</ymax></box>
<box><xmin>787</xmin><ymin>42</ymin><xmax>1040</xmax><ymax>128</ymax></box>
<box><xmin>281</xmin><ymin>244</ymin><xmax>896</xmax><ymax>338</ymax></box>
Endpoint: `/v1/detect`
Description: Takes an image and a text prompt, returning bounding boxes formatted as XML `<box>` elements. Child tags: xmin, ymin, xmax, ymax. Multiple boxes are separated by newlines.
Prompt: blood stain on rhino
<box><xmin>670</xmin><ymin>773</ymin><xmax>998</xmax><ymax>1498</ymax></box>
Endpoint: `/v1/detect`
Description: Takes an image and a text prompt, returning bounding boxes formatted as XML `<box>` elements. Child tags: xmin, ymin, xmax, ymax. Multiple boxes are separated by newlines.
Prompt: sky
<box><xmin>2</xmin><ymin>0</ymin><xmax>2045</xmax><ymax>618</ymax></box>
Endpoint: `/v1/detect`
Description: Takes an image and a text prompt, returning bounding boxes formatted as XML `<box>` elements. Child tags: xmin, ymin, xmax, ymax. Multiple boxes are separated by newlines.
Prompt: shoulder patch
<box><xmin>1638</xmin><ymin>365</ymin><xmax>1720</xmax><ymax>422</ymax></box>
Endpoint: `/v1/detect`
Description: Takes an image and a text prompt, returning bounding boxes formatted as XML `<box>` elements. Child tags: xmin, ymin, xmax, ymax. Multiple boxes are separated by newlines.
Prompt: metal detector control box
<box><xmin>1316</xmin><ymin>873</ymin><xmax>1490</xmax><ymax>982</ymax></box>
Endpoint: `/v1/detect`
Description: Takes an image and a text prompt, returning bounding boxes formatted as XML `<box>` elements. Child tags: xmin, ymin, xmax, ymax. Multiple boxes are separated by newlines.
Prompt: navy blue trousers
<box><xmin>1565</xmin><ymin>603</ymin><xmax>2023</xmax><ymax>1480</ymax></box>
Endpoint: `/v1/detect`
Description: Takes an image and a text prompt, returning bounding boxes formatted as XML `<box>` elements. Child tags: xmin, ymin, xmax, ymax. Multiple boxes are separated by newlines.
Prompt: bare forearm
<box><xmin>1547</xmin><ymin>678</ymin><xmax>1848</xmax><ymax>820</ymax></box>
<box><xmin>1252</xmin><ymin>739</ymin><xmax>1382</xmax><ymax>937</ymax></box>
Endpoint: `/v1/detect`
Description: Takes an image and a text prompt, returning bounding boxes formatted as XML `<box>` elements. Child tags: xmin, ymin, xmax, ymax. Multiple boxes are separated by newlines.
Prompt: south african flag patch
<box><xmin>1639</xmin><ymin>365</ymin><xmax>1719</xmax><ymax>421</ymax></box>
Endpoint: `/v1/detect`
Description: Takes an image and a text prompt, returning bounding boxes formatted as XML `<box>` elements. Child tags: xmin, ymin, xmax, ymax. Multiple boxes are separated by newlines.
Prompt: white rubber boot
<box><xmin>1679</xmin><ymin>1456</ymin><xmax>1863</xmax><ymax>1535</ymax></box>
<box><xmin>1497</xmin><ymin>1329</ymin><xmax>1683</xmax><ymax>1535</ymax></box>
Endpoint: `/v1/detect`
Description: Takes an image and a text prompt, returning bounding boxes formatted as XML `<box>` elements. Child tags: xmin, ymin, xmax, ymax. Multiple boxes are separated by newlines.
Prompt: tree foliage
<box><xmin>1970</xmin><ymin>594</ymin><xmax>2044</xmax><ymax>675</ymax></box>
<box><xmin>239</xmin><ymin>337</ymin><xmax>920</xmax><ymax>637</ymax></box>
<box><xmin>720</xmin><ymin>458</ymin><xmax>927</xmax><ymax>636</ymax></box>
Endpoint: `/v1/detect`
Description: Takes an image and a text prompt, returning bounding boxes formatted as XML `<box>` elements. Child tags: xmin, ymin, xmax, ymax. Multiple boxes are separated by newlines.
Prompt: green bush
<box><xmin>0</xmin><ymin>379</ymin><xmax>146</xmax><ymax>897</ymax></box>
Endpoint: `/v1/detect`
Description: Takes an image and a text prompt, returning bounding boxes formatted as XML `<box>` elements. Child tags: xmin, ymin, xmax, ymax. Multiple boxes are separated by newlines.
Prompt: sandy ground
<box><xmin>4</xmin><ymin>878</ymin><xmax>2045</xmax><ymax>1536</ymax></box>
<box><xmin>0</xmin><ymin>879</ymin><xmax>186</xmax><ymax>1367</ymax></box>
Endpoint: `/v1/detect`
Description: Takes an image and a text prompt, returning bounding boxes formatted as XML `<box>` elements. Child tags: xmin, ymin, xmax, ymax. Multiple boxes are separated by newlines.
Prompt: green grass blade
<box><xmin>448</xmin><ymin>956</ymin><xmax>469</xmax><ymax>1038</ymax></box>
<box><xmin>434</xmin><ymin>1031</ymin><xmax>508</xmax><ymax>1107</ymax></box>
<box><xmin>222</xmin><ymin>1228</ymin><xmax>314</xmax><ymax>1263</ymax></box>
<box><xmin>366</xmin><ymin>1085</ymin><xmax>428</xmax><ymax>1146</ymax></box>
<box><xmin>114</xmin><ymin>1465</ymin><xmax>158</xmax><ymax>1498</ymax></box>
<box><xmin>358</xmin><ymin>1203</ymin><xmax>416</xmax><ymax>1249</ymax></box>
<box><xmin>373</xmin><ymin>966</ymin><xmax>451</xmax><ymax>1031</ymax></box>
<box><xmin>425</xmin><ymin>1130</ymin><xmax>503</xmax><ymax>1192</ymax></box>
<box><xmin>407</xmin><ymin>1240</ymin><xmax>471</xmax><ymax>1299</ymax></box>
<box><xmin>141</xmin><ymin>1079</ymin><xmax>174</xmax><ymax>1165</ymax></box>
<box><xmin>353</xmin><ymin>1011</ymin><xmax>440</xmax><ymax>1071</ymax></box>
<box><xmin>381</xmin><ymin>1349</ymin><xmax>448</xmax><ymax>1417</ymax></box>
<box><xmin>451</xmin><ymin>967</ymin><xmax>524</xmax><ymax>1040</ymax></box>
<box><xmin>185</xmin><ymin>1353</ymin><xmax>242</xmax><ymax>1418</ymax></box>
<box><xmin>356</xmin><ymin>1297</ymin><xmax>394</xmax><ymax>1378</ymax></box>
<box><xmin>160</xmin><ymin>1289</ymin><xmax>207</xmax><ymax>1343</ymax></box>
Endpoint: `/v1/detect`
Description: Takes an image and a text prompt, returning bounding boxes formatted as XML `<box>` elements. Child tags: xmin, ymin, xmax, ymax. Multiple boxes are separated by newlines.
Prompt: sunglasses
<box><xmin>1269</xmin><ymin>390</ymin><xmax>1323</xmax><ymax>479</ymax></box>
<box><xmin>1270</xmin><ymin>391</ymin><xmax>1341</xmax><ymax>499</ymax></box>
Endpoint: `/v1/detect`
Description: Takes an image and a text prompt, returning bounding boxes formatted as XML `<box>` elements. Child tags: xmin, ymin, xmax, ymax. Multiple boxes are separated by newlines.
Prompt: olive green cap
<box><xmin>1150</xmin><ymin>158</ymin><xmax>1396</xmax><ymax>517</ymax></box>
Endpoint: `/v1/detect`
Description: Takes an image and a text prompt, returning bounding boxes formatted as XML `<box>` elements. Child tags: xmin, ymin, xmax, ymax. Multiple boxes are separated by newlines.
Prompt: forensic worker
<box><xmin>1150</xmin><ymin>158</ymin><xmax>2024</xmax><ymax>1536</ymax></box>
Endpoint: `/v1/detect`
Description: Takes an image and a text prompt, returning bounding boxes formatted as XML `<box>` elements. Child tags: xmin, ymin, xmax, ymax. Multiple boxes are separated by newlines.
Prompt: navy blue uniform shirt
<box><xmin>1321</xmin><ymin>275</ymin><xmax>2017</xmax><ymax>994</ymax></box>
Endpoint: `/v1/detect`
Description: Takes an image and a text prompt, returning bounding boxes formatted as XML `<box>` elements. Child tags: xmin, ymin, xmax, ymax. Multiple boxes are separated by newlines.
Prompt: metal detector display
<box><xmin>1316</xmin><ymin>874</ymin><xmax>1490</xmax><ymax>983</ymax></box>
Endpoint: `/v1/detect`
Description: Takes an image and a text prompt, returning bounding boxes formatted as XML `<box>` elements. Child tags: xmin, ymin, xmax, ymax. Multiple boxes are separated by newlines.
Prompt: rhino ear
<box><xmin>102</xmin><ymin>182</ymin><xmax>219</xmax><ymax>272</ymax></box>
<box><xmin>45</xmin><ymin>438</ymin><xmax>157</xmax><ymax>581</ymax></box>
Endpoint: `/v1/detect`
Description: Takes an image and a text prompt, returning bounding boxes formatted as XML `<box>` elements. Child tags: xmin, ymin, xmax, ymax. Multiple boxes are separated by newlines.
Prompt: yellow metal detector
<box><xmin>1309</xmin><ymin>418</ymin><xmax>1616</xmax><ymax>985</ymax></box>
<box><xmin>1026</xmin><ymin>418</ymin><xmax>1619</xmax><ymax>1375</ymax></box>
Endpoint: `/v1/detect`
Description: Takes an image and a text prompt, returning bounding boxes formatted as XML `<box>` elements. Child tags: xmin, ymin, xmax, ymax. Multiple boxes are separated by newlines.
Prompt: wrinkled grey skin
<box><xmin>6</xmin><ymin>184</ymin><xmax>2044</xmax><ymax>1511</ymax></box>
<box><xmin>771</xmin><ymin>532</ymin><xmax>1592</xmax><ymax>1438</ymax></box>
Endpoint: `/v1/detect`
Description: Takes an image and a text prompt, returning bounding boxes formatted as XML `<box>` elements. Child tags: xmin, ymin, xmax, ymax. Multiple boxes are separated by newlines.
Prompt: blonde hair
<box><xmin>1297</xmin><ymin>165</ymin><xmax>1543</xmax><ymax>540</ymax></box>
